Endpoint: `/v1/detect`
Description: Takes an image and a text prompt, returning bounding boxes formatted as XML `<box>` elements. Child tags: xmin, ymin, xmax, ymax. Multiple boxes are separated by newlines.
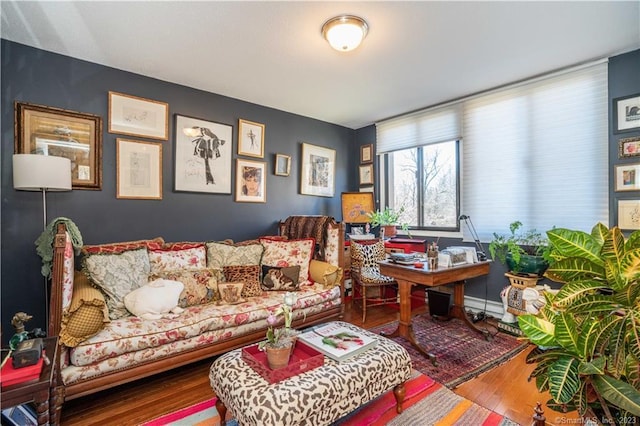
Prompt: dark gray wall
<box><xmin>1</xmin><ymin>40</ymin><xmax>356</xmax><ymax>335</ymax></box>
<box><xmin>609</xmin><ymin>49</ymin><xmax>640</xmax><ymax>226</ymax></box>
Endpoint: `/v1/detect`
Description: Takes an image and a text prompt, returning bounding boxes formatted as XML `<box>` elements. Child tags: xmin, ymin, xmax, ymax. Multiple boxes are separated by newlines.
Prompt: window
<box><xmin>376</xmin><ymin>61</ymin><xmax>609</xmax><ymax>238</ymax></box>
<box><xmin>384</xmin><ymin>141</ymin><xmax>459</xmax><ymax>230</ymax></box>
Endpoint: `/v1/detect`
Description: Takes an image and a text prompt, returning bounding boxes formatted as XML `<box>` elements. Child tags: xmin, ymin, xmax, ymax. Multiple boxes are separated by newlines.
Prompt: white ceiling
<box><xmin>2</xmin><ymin>1</ymin><xmax>639</xmax><ymax>129</ymax></box>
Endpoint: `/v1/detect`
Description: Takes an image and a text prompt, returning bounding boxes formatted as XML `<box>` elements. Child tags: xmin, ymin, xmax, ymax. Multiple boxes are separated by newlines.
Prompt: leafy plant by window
<box><xmin>488</xmin><ymin>221</ymin><xmax>551</xmax><ymax>271</ymax></box>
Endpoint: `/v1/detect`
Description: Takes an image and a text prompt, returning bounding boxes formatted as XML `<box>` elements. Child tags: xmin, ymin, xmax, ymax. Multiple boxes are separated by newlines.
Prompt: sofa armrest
<box><xmin>309</xmin><ymin>259</ymin><xmax>343</xmax><ymax>289</ymax></box>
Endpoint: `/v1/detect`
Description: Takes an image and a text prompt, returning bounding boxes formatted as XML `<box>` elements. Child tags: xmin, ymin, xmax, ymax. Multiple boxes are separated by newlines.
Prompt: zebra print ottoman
<box><xmin>209</xmin><ymin>321</ymin><xmax>412</xmax><ymax>426</ymax></box>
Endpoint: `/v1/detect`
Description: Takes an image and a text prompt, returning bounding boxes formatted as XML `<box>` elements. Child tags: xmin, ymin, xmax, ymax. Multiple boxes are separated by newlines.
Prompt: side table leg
<box><xmin>216</xmin><ymin>398</ymin><xmax>228</xmax><ymax>426</ymax></box>
<box><xmin>50</xmin><ymin>385</ymin><xmax>65</xmax><ymax>425</ymax></box>
<box><xmin>393</xmin><ymin>382</ymin><xmax>406</xmax><ymax>414</ymax></box>
<box><xmin>33</xmin><ymin>389</ymin><xmax>50</xmax><ymax>425</ymax></box>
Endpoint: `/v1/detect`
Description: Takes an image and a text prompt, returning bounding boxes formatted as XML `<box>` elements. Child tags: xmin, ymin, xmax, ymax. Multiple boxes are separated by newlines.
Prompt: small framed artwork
<box><xmin>116</xmin><ymin>139</ymin><xmax>162</xmax><ymax>200</ymax></box>
<box><xmin>300</xmin><ymin>142</ymin><xmax>336</xmax><ymax>197</ymax></box>
<box><xmin>275</xmin><ymin>153</ymin><xmax>291</xmax><ymax>176</ymax></box>
<box><xmin>359</xmin><ymin>164</ymin><xmax>374</xmax><ymax>186</ymax></box>
<box><xmin>618</xmin><ymin>199</ymin><xmax>640</xmax><ymax>230</ymax></box>
<box><xmin>614</xmin><ymin>93</ymin><xmax>640</xmax><ymax>133</ymax></box>
<box><xmin>341</xmin><ymin>192</ymin><xmax>375</xmax><ymax>223</ymax></box>
<box><xmin>238</xmin><ymin>119</ymin><xmax>265</xmax><ymax>158</ymax></box>
<box><xmin>615</xmin><ymin>163</ymin><xmax>640</xmax><ymax>192</ymax></box>
<box><xmin>619</xmin><ymin>136</ymin><xmax>640</xmax><ymax>158</ymax></box>
<box><xmin>108</xmin><ymin>92</ymin><xmax>169</xmax><ymax>140</ymax></box>
<box><xmin>2</xmin><ymin>404</ymin><xmax>38</xmax><ymax>426</ymax></box>
<box><xmin>235</xmin><ymin>158</ymin><xmax>266</xmax><ymax>203</ymax></box>
<box><xmin>361</xmin><ymin>144</ymin><xmax>373</xmax><ymax>163</ymax></box>
<box><xmin>174</xmin><ymin>114</ymin><xmax>232</xmax><ymax>194</ymax></box>
<box><xmin>14</xmin><ymin>101</ymin><xmax>103</xmax><ymax>190</ymax></box>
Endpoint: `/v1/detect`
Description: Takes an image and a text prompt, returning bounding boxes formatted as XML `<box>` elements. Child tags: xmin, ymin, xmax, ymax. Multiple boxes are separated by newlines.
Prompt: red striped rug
<box><xmin>143</xmin><ymin>371</ymin><xmax>518</xmax><ymax>426</ymax></box>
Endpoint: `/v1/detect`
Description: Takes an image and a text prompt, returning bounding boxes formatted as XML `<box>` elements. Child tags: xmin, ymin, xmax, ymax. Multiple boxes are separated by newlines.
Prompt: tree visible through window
<box><xmin>385</xmin><ymin>140</ymin><xmax>459</xmax><ymax>230</ymax></box>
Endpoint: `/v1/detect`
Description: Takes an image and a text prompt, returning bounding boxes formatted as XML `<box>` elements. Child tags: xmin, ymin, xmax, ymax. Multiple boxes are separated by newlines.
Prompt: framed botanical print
<box><xmin>359</xmin><ymin>164</ymin><xmax>374</xmax><ymax>186</ymax></box>
<box><xmin>361</xmin><ymin>144</ymin><xmax>373</xmax><ymax>163</ymax></box>
<box><xmin>238</xmin><ymin>119</ymin><xmax>265</xmax><ymax>158</ymax></box>
<box><xmin>174</xmin><ymin>114</ymin><xmax>233</xmax><ymax>194</ymax></box>
<box><xmin>235</xmin><ymin>159</ymin><xmax>266</xmax><ymax>203</ymax></box>
<box><xmin>108</xmin><ymin>92</ymin><xmax>169</xmax><ymax>140</ymax></box>
<box><xmin>116</xmin><ymin>139</ymin><xmax>162</xmax><ymax>200</ymax></box>
<box><xmin>14</xmin><ymin>101</ymin><xmax>102</xmax><ymax>190</ymax></box>
<box><xmin>300</xmin><ymin>143</ymin><xmax>335</xmax><ymax>197</ymax></box>
<box><xmin>618</xmin><ymin>199</ymin><xmax>640</xmax><ymax>230</ymax></box>
<box><xmin>275</xmin><ymin>153</ymin><xmax>291</xmax><ymax>176</ymax></box>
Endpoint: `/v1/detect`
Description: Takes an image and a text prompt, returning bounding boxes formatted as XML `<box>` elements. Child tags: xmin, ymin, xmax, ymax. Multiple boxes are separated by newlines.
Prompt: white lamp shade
<box><xmin>13</xmin><ymin>154</ymin><xmax>72</xmax><ymax>191</ymax></box>
<box><xmin>322</xmin><ymin>15</ymin><xmax>369</xmax><ymax>52</ymax></box>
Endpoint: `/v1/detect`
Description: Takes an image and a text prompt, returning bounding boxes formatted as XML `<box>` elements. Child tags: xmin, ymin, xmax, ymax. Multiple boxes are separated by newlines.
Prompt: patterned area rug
<box><xmin>370</xmin><ymin>315</ymin><xmax>528</xmax><ymax>388</ymax></box>
<box><xmin>143</xmin><ymin>371</ymin><xmax>518</xmax><ymax>426</ymax></box>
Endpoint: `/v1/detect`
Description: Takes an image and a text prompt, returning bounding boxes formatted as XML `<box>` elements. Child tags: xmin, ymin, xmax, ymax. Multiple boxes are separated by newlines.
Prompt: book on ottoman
<box><xmin>298</xmin><ymin>323</ymin><xmax>378</xmax><ymax>362</ymax></box>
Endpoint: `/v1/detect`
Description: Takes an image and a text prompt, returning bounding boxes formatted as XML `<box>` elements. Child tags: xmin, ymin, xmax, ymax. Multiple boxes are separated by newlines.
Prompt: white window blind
<box><xmin>462</xmin><ymin>63</ymin><xmax>609</xmax><ymax>241</ymax></box>
<box><xmin>376</xmin><ymin>104</ymin><xmax>462</xmax><ymax>154</ymax></box>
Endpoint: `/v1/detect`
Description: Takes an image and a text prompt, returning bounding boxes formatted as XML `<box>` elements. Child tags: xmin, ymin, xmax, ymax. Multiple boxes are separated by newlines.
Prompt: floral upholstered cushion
<box><xmin>222</xmin><ymin>265</ymin><xmax>262</xmax><ymax>298</ymax></box>
<box><xmin>148</xmin><ymin>246</ymin><xmax>207</xmax><ymax>274</ymax></box>
<box><xmin>150</xmin><ymin>268</ymin><xmax>223</xmax><ymax>307</ymax></box>
<box><xmin>206</xmin><ymin>242</ymin><xmax>264</xmax><ymax>268</ymax></box>
<box><xmin>83</xmin><ymin>248</ymin><xmax>150</xmax><ymax>320</ymax></box>
<box><xmin>259</xmin><ymin>238</ymin><xmax>314</xmax><ymax>283</ymax></box>
<box><xmin>261</xmin><ymin>265</ymin><xmax>300</xmax><ymax>291</ymax></box>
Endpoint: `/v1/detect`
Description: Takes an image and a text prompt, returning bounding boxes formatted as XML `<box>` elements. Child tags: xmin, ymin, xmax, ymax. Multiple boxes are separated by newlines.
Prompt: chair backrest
<box><xmin>350</xmin><ymin>239</ymin><xmax>387</xmax><ymax>271</ymax></box>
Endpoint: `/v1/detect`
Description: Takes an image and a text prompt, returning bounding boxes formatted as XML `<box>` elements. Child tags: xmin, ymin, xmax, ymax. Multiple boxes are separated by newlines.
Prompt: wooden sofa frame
<box><xmin>48</xmin><ymin>220</ymin><xmax>345</xmax><ymax>419</ymax></box>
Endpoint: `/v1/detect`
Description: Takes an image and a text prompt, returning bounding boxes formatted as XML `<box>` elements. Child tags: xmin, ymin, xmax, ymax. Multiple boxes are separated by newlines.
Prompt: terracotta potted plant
<box><xmin>367</xmin><ymin>207</ymin><xmax>409</xmax><ymax>238</ymax></box>
<box><xmin>259</xmin><ymin>292</ymin><xmax>300</xmax><ymax>369</ymax></box>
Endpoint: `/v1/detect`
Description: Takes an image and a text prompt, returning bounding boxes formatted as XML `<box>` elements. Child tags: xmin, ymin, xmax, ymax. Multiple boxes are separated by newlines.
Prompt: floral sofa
<box><xmin>47</xmin><ymin>218</ymin><xmax>345</xmax><ymax>421</ymax></box>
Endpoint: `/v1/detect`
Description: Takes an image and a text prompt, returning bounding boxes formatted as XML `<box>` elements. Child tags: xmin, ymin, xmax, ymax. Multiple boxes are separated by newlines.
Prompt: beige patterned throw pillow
<box><xmin>150</xmin><ymin>268</ymin><xmax>223</xmax><ymax>307</ymax></box>
<box><xmin>206</xmin><ymin>242</ymin><xmax>264</xmax><ymax>268</ymax></box>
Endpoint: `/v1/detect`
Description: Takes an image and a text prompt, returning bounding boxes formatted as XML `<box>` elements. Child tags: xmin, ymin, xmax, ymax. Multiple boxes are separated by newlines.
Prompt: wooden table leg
<box><xmin>33</xmin><ymin>389</ymin><xmax>50</xmax><ymax>426</ymax></box>
<box><xmin>216</xmin><ymin>398</ymin><xmax>228</xmax><ymax>426</ymax></box>
<box><xmin>380</xmin><ymin>279</ymin><xmax>438</xmax><ymax>365</ymax></box>
<box><xmin>450</xmin><ymin>281</ymin><xmax>491</xmax><ymax>340</ymax></box>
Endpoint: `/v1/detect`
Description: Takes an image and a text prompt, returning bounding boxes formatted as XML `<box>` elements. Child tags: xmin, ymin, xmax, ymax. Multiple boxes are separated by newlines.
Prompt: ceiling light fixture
<box><xmin>322</xmin><ymin>15</ymin><xmax>369</xmax><ymax>52</ymax></box>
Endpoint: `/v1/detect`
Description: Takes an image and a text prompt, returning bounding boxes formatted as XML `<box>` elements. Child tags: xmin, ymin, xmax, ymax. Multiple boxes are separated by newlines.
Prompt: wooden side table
<box><xmin>1</xmin><ymin>336</ymin><xmax>59</xmax><ymax>425</ymax></box>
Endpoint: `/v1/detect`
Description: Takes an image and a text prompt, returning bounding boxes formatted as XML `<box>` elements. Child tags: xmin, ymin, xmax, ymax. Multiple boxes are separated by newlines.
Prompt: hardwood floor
<box><xmin>60</xmin><ymin>303</ymin><xmax>579</xmax><ymax>425</ymax></box>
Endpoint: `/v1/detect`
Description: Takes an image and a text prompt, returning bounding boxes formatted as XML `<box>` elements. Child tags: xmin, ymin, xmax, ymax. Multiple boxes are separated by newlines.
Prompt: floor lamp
<box><xmin>13</xmin><ymin>154</ymin><xmax>72</xmax><ymax>332</ymax></box>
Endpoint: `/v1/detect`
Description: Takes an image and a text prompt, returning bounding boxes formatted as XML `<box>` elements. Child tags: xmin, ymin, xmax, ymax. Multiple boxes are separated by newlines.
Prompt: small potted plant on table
<box><xmin>259</xmin><ymin>292</ymin><xmax>300</xmax><ymax>369</ymax></box>
<box><xmin>488</xmin><ymin>220</ymin><xmax>551</xmax><ymax>278</ymax></box>
<box><xmin>367</xmin><ymin>207</ymin><xmax>409</xmax><ymax>239</ymax></box>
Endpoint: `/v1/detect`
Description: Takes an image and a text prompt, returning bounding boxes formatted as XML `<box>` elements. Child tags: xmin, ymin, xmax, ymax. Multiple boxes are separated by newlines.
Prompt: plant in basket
<box><xmin>259</xmin><ymin>292</ymin><xmax>301</xmax><ymax>369</ymax></box>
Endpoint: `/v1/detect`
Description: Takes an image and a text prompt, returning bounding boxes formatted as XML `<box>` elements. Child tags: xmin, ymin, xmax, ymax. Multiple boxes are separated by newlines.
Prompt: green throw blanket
<box><xmin>35</xmin><ymin>217</ymin><xmax>83</xmax><ymax>279</ymax></box>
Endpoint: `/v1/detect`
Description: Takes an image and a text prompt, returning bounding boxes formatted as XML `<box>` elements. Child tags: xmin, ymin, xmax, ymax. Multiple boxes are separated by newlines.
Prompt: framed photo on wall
<box><xmin>174</xmin><ymin>114</ymin><xmax>232</xmax><ymax>194</ymax></box>
<box><xmin>235</xmin><ymin>159</ymin><xmax>266</xmax><ymax>203</ymax></box>
<box><xmin>618</xmin><ymin>199</ymin><xmax>640</xmax><ymax>230</ymax></box>
<box><xmin>116</xmin><ymin>139</ymin><xmax>162</xmax><ymax>200</ymax></box>
<box><xmin>14</xmin><ymin>101</ymin><xmax>103</xmax><ymax>190</ymax></box>
<box><xmin>614</xmin><ymin>93</ymin><xmax>640</xmax><ymax>133</ymax></box>
<box><xmin>619</xmin><ymin>136</ymin><xmax>640</xmax><ymax>158</ymax></box>
<box><xmin>615</xmin><ymin>163</ymin><xmax>640</xmax><ymax>192</ymax></box>
<box><xmin>238</xmin><ymin>119</ymin><xmax>265</xmax><ymax>158</ymax></box>
<box><xmin>360</xmin><ymin>144</ymin><xmax>373</xmax><ymax>163</ymax></box>
<box><xmin>108</xmin><ymin>92</ymin><xmax>169</xmax><ymax>140</ymax></box>
<box><xmin>274</xmin><ymin>153</ymin><xmax>291</xmax><ymax>176</ymax></box>
<box><xmin>359</xmin><ymin>164</ymin><xmax>374</xmax><ymax>186</ymax></box>
<box><xmin>300</xmin><ymin>143</ymin><xmax>335</xmax><ymax>197</ymax></box>
<box><xmin>341</xmin><ymin>192</ymin><xmax>375</xmax><ymax>223</ymax></box>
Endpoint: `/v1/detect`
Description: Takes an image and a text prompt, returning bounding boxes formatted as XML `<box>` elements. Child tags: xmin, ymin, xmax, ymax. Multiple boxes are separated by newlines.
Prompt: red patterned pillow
<box><xmin>82</xmin><ymin>237</ymin><xmax>164</xmax><ymax>255</ymax></box>
<box><xmin>222</xmin><ymin>265</ymin><xmax>262</xmax><ymax>297</ymax></box>
<box><xmin>259</xmin><ymin>238</ymin><xmax>315</xmax><ymax>283</ymax></box>
<box><xmin>162</xmin><ymin>242</ymin><xmax>205</xmax><ymax>251</ymax></box>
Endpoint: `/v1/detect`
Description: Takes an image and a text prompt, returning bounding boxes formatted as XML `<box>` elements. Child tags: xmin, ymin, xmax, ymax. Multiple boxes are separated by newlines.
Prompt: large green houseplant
<box><xmin>488</xmin><ymin>220</ymin><xmax>551</xmax><ymax>275</ymax></box>
<box><xmin>518</xmin><ymin>223</ymin><xmax>640</xmax><ymax>424</ymax></box>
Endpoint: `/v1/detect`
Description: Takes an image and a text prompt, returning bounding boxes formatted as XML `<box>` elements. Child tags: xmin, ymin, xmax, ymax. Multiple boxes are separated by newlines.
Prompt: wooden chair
<box><xmin>350</xmin><ymin>239</ymin><xmax>398</xmax><ymax>322</ymax></box>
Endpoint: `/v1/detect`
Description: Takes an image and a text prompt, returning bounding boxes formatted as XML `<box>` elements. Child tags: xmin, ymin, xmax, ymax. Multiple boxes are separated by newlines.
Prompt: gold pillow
<box><xmin>309</xmin><ymin>259</ymin><xmax>343</xmax><ymax>289</ymax></box>
<box><xmin>59</xmin><ymin>272</ymin><xmax>110</xmax><ymax>347</ymax></box>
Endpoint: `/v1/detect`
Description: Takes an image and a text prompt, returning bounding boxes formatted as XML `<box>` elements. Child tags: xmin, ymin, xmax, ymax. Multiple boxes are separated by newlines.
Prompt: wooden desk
<box><xmin>1</xmin><ymin>337</ymin><xmax>59</xmax><ymax>425</ymax></box>
<box><xmin>378</xmin><ymin>260</ymin><xmax>491</xmax><ymax>364</ymax></box>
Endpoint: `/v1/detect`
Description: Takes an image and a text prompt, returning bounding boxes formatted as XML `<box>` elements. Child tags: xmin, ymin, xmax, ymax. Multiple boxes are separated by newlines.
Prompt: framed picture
<box><xmin>238</xmin><ymin>119</ymin><xmax>264</xmax><ymax>158</ymax></box>
<box><xmin>116</xmin><ymin>139</ymin><xmax>162</xmax><ymax>200</ymax></box>
<box><xmin>300</xmin><ymin>143</ymin><xmax>335</xmax><ymax>197</ymax></box>
<box><xmin>174</xmin><ymin>114</ymin><xmax>232</xmax><ymax>194</ymax></box>
<box><xmin>359</xmin><ymin>164</ymin><xmax>374</xmax><ymax>186</ymax></box>
<box><xmin>108</xmin><ymin>91</ymin><xmax>169</xmax><ymax>140</ymax></box>
<box><xmin>618</xmin><ymin>199</ymin><xmax>640</xmax><ymax>230</ymax></box>
<box><xmin>360</xmin><ymin>186</ymin><xmax>374</xmax><ymax>193</ymax></box>
<box><xmin>275</xmin><ymin>153</ymin><xmax>291</xmax><ymax>176</ymax></box>
<box><xmin>619</xmin><ymin>136</ymin><xmax>640</xmax><ymax>158</ymax></box>
<box><xmin>235</xmin><ymin>159</ymin><xmax>266</xmax><ymax>203</ymax></box>
<box><xmin>14</xmin><ymin>101</ymin><xmax>102</xmax><ymax>190</ymax></box>
<box><xmin>2</xmin><ymin>404</ymin><xmax>37</xmax><ymax>426</ymax></box>
<box><xmin>361</xmin><ymin>144</ymin><xmax>373</xmax><ymax>163</ymax></box>
<box><xmin>614</xmin><ymin>93</ymin><xmax>640</xmax><ymax>133</ymax></box>
<box><xmin>341</xmin><ymin>192</ymin><xmax>375</xmax><ymax>223</ymax></box>
<box><xmin>615</xmin><ymin>163</ymin><xmax>640</xmax><ymax>192</ymax></box>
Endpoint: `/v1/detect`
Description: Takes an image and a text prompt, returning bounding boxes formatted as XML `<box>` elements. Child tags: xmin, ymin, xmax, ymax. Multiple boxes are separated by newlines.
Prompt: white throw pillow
<box><xmin>124</xmin><ymin>279</ymin><xmax>185</xmax><ymax>320</ymax></box>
